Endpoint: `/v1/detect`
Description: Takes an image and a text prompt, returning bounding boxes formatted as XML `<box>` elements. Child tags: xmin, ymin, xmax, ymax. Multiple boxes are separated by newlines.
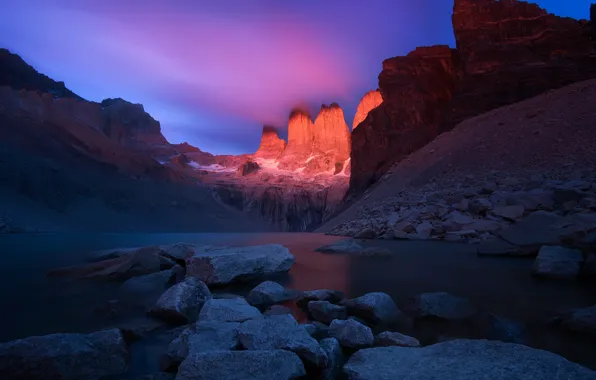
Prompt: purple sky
<box><xmin>0</xmin><ymin>0</ymin><xmax>591</xmax><ymax>154</ymax></box>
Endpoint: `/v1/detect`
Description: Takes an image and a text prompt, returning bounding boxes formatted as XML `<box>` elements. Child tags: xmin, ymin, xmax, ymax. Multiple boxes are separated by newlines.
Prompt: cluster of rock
<box><xmin>3</xmin><ymin>242</ymin><xmax>595</xmax><ymax>379</ymax></box>
<box><xmin>348</xmin><ymin>0</ymin><xmax>596</xmax><ymax>199</ymax></box>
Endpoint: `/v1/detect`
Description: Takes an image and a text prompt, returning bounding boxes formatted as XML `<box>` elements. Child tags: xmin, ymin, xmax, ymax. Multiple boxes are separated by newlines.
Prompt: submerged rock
<box><xmin>176</xmin><ymin>350</ymin><xmax>305</xmax><ymax>380</ymax></box>
<box><xmin>560</xmin><ymin>305</ymin><xmax>596</xmax><ymax>336</ymax></box>
<box><xmin>199</xmin><ymin>297</ymin><xmax>262</xmax><ymax>323</ymax></box>
<box><xmin>329</xmin><ymin>318</ymin><xmax>374</xmax><ymax>349</ymax></box>
<box><xmin>343</xmin><ymin>292</ymin><xmax>402</xmax><ymax>325</ymax></box>
<box><xmin>186</xmin><ymin>244</ymin><xmax>295</xmax><ymax>285</ymax></box>
<box><xmin>343</xmin><ymin>339</ymin><xmax>596</xmax><ymax>380</ymax></box>
<box><xmin>246</xmin><ymin>281</ymin><xmax>297</xmax><ymax>307</ymax></box>
<box><xmin>237</xmin><ymin>314</ymin><xmax>328</xmax><ymax>368</ymax></box>
<box><xmin>532</xmin><ymin>246</ymin><xmax>584</xmax><ymax>280</ymax></box>
<box><xmin>411</xmin><ymin>292</ymin><xmax>479</xmax><ymax>320</ymax></box>
<box><xmin>148</xmin><ymin>277</ymin><xmax>212</xmax><ymax>324</ymax></box>
<box><xmin>0</xmin><ymin>329</ymin><xmax>128</xmax><ymax>380</ymax></box>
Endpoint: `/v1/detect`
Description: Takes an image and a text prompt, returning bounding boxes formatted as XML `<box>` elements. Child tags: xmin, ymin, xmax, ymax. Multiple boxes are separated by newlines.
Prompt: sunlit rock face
<box><xmin>352</xmin><ymin>90</ymin><xmax>383</xmax><ymax>130</ymax></box>
<box><xmin>254</xmin><ymin>126</ymin><xmax>286</xmax><ymax>160</ymax></box>
<box><xmin>277</xmin><ymin>109</ymin><xmax>314</xmax><ymax>171</ymax></box>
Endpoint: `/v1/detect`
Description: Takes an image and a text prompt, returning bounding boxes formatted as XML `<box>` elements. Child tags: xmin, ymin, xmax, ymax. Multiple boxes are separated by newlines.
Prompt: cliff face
<box><xmin>348</xmin><ymin>0</ymin><xmax>596</xmax><ymax>199</ymax></box>
<box><xmin>349</xmin><ymin>46</ymin><xmax>458</xmax><ymax>197</ymax></box>
<box><xmin>253</xmin><ymin>126</ymin><xmax>286</xmax><ymax>160</ymax></box>
<box><xmin>277</xmin><ymin>110</ymin><xmax>314</xmax><ymax>170</ymax></box>
<box><xmin>352</xmin><ymin>90</ymin><xmax>383</xmax><ymax>130</ymax></box>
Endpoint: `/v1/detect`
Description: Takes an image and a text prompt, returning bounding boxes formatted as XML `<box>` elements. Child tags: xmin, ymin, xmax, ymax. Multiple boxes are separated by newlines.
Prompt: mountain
<box><xmin>352</xmin><ymin>90</ymin><xmax>382</xmax><ymax>130</ymax></box>
<box><xmin>347</xmin><ymin>0</ymin><xmax>596</xmax><ymax>201</ymax></box>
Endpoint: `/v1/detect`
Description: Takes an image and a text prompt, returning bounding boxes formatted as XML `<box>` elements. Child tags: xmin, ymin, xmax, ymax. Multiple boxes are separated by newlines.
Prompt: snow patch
<box><xmin>188</xmin><ymin>161</ymin><xmax>235</xmax><ymax>172</ymax></box>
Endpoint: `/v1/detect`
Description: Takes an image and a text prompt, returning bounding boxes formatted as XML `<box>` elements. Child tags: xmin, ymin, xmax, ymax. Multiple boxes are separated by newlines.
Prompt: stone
<box><xmin>559</xmin><ymin>305</ymin><xmax>596</xmax><ymax>336</ymax></box>
<box><xmin>343</xmin><ymin>292</ymin><xmax>402</xmax><ymax>325</ymax></box>
<box><xmin>236</xmin><ymin>160</ymin><xmax>260</xmax><ymax>177</ymax></box>
<box><xmin>148</xmin><ymin>277</ymin><xmax>212</xmax><ymax>324</ymax></box>
<box><xmin>186</xmin><ymin>244</ymin><xmax>295</xmax><ymax>285</ymax></box>
<box><xmin>246</xmin><ymin>281</ymin><xmax>297</xmax><ymax>307</ymax></box>
<box><xmin>343</xmin><ymin>339</ymin><xmax>596</xmax><ymax>380</ymax></box>
<box><xmin>354</xmin><ymin>228</ymin><xmax>377</xmax><ymax>239</ymax></box>
<box><xmin>469</xmin><ymin>198</ymin><xmax>492</xmax><ymax>215</ymax></box>
<box><xmin>264</xmin><ymin>305</ymin><xmax>293</xmax><ymax>316</ymax></box>
<box><xmin>319</xmin><ymin>338</ymin><xmax>344</xmax><ymax>380</ymax></box>
<box><xmin>532</xmin><ymin>246</ymin><xmax>584</xmax><ymax>280</ymax></box>
<box><xmin>492</xmin><ymin>205</ymin><xmax>525</xmax><ymax>221</ymax></box>
<box><xmin>328</xmin><ymin>318</ymin><xmax>374</xmax><ymax>349</ymax></box>
<box><xmin>303</xmin><ymin>321</ymin><xmax>330</xmax><ymax>340</ymax></box>
<box><xmin>464</xmin><ymin>219</ymin><xmax>502</xmax><ymax>233</ymax></box>
<box><xmin>0</xmin><ymin>329</ymin><xmax>128</xmax><ymax>380</ymax></box>
<box><xmin>199</xmin><ymin>298</ymin><xmax>262</xmax><ymax>323</ymax></box>
<box><xmin>497</xmin><ymin>211</ymin><xmax>563</xmax><ymax>249</ymax></box>
<box><xmin>237</xmin><ymin>314</ymin><xmax>328</xmax><ymax>368</ymax></box>
<box><xmin>353</xmin><ymin>90</ymin><xmax>383</xmax><ymax>130</ymax></box>
<box><xmin>315</xmin><ymin>239</ymin><xmax>364</xmax><ymax>253</ymax></box>
<box><xmin>176</xmin><ymin>350</ymin><xmax>306</xmax><ymax>380</ymax></box>
<box><xmin>161</xmin><ymin>321</ymin><xmax>240</xmax><ymax>371</ymax></box>
<box><xmin>411</xmin><ymin>292</ymin><xmax>479</xmax><ymax>320</ymax></box>
<box><xmin>296</xmin><ymin>289</ymin><xmax>345</xmax><ymax>308</ymax></box>
<box><xmin>308</xmin><ymin>301</ymin><xmax>348</xmax><ymax>324</ymax></box>
<box><xmin>415</xmin><ymin>221</ymin><xmax>434</xmax><ymax>238</ymax></box>
<box><xmin>120</xmin><ymin>269</ymin><xmax>173</xmax><ymax>297</ymax></box>
<box><xmin>374</xmin><ymin>331</ymin><xmax>420</xmax><ymax>347</ymax></box>
<box><xmin>445</xmin><ymin>211</ymin><xmax>474</xmax><ymax>225</ymax></box>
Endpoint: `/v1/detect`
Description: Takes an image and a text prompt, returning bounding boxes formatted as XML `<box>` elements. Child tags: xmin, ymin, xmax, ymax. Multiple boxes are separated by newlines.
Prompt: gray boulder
<box><xmin>308</xmin><ymin>301</ymin><xmax>347</xmax><ymax>324</ymax></box>
<box><xmin>532</xmin><ymin>246</ymin><xmax>584</xmax><ymax>280</ymax></box>
<box><xmin>186</xmin><ymin>244</ymin><xmax>295</xmax><ymax>285</ymax></box>
<box><xmin>238</xmin><ymin>314</ymin><xmax>328</xmax><ymax>368</ymax></box>
<box><xmin>411</xmin><ymin>292</ymin><xmax>479</xmax><ymax>320</ymax></box>
<box><xmin>303</xmin><ymin>321</ymin><xmax>330</xmax><ymax>340</ymax></box>
<box><xmin>199</xmin><ymin>298</ymin><xmax>262</xmax><ymax>323</ymax></box>
<box><xmin>246</xmin><ymin>281</ymin><xmax>297</xmax><ymax>307</ymax></box>
<box><xmin>176</xmin><ymin>350</ymin><xmax>305</xmax><ymax>380</ymax></box>
<box><xmin>319</xmin><ymin>338</ymin><xmax>344</xmax><ymax>380</ymax></box>
<box><xmin>0</xmin><ymin>329</ymin><xmax>128</xmax><ymax>380</ymax></box>
<box><xmin>296</xmin><ymin>289</ymin><xmax>345</xmax><ymax>308</ymax></box>
<box><xmin>149</xmin><ymin>277</ymin><xmax>212</xmax><ymax>324</ymax></box>
<box><xmin>161</xmin><ymin>321</ymin><xmax>239</xmax><ymax>371</ymax></box>
<box><xmin>374</xmin><ymin>331</ymin><xmax>420</xmax><ymax>347</ymax></box>
<box><xmin>343</xmin><ymin>339</ymin><xmax>596</xmax><ymax>380</ymax></box>
<box><xmin>343</xmin><ymin>292</ymin><xmax>402</xmax><ymax>325</ymax></box>
<box><xmin>316</xmin><ymin>239</ymin><xmax>364</xmax><ymax>253</ymax></box>
<box><xmin>329</xmin><ymin>319</ymin><xmax>374</xmax><ymax>349</ymax></box>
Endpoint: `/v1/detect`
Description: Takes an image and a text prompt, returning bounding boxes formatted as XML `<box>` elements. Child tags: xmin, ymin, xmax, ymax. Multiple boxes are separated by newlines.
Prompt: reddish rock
<box><xmin>352</xmin><ymin>90</ymin><xmax>383</xmax><ymax>130</ymax></box>
<box><xmin>174</xmin><ymin>142</ymin><xmax>201</xmax><ymax>154</ymax></box>
<box><xmin>349</xmin><ymin>46</ymin><xmax>458</xmax><ymax>196</ymax></box>
<box><xmin>216</xmin><ymin>154</ymin><xmax>252</xmax><ymax>168</ymax></box>
<box><xmin>278</xmin><ymin>109</ymin><xmax>314</xmax><ymax>170</ymax></box>
<box><xmin>254</xmin><ymin>126</ymin><xmax>286</xmax><ymax>160</ymax></box>
<box><xmin>237</xmin><ymin>160</ymin><xmax>260</xmax><ymax>176</ymax></box>
<box><xmin>312</xmin><ymin>104</ymin><xmax>351</xmax><ymax>160</ymax></box>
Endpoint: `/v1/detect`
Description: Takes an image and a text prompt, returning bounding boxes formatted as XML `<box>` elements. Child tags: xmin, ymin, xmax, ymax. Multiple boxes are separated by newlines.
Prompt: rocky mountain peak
<box><xmin>254</xmin><ymin>125</ymin><xmax>286</xmax><ymax>160</ymax></box>
<box><xmin>313</xmin><ymin>103</ymin><xmax>350</xmax><ymax>160</ymax></box>
<box><xmin>353</xmin><ymin>90</ymin><xmax>383</xmax><ymax>130</ymax></box>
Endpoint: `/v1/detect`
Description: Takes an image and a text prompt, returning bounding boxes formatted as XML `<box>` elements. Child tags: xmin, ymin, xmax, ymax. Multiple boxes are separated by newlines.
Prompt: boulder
<box><xmin>559</xmin><ymin>305</ymin><xmax>596</xmax><ymax>336</ymax></box>
<box><xmin>120</xmin><ymin>269</ymin><xmax>174</xmax><ymax>296</ymax></box>
<box><xmin>410</xmin><ymin>292</ymin><xmax>479</xmax><ymax>320</ymax></box>
<box><xmin>319</xmin><ymin>338</ymin><xmax>344</xmax><ymax>380</ymax></box>
<box><xmin>161</xmin><ymin>321</ymin><xmax>240</xmax><ymax>371</ymax></box>
<box><xmin>296</xmin><ymin>289</ymin><xmax>345</xmax><ymax>308</ymax></box>
<box><xmin>354</xmin><ymin>228</ymin><xmax>378</xmax><ymax>239</ymax></box>
<box><xmin>176</xmin><ymin>350</ymin><xmax>306</xmax><ymax>380</ymax></box>
<box><xmin>246</xmin><ymin>281</ymin><xmax>297</xmax><ymax>307</ymax></box>
<box><xmin>264</xmin><ymin>305</ymin><xmax>293</xmax><ymax>316</ymax></box>
<box><xmin>328</xmin><ymin>318</ymin><xmax>374</xmax><ymax>349</ymax></box>
<box><xmin>308</xmin><ymin>301</ymin><xmax>348</xmax><ymax>324</ymax></box>
<box><xmin>236</xmin><ymin>160</ymin><xmax>260</xmax><ymax>177</ymax></box>
<box><xmin>186</xmin><ymin>244</ymin><xmax>295</xmax><ymax>285</ymax></box>
<box><xmin>342</xmin><ymin>292</ymin><xmax>402</xmax><ymax>325</ymax></box>
<box><xmin>199</xmin><ymin>298</ymin><xmax>262</xmax><ymax>323</ymax></box>
<box><xmin>497</xmin><ymin>211</ymin><xmax>563</xmax><ymax>250</ymax></box>
<box><xmin>237</xmin><ymin>314</ymin><xmax>328</xmax><ymax>368</ymax></box>
<box><xmin>303</xmin><ymin>321</ymin><xmax>330</xmax><ymax>341</ymax></box>
<box><xmin>374</xmin><ymin>331</ymin><xmax>420</xmax><ymax>347</ymax></box>
<box><xmin>148</xmin><ymin>277</ymin><xmax>212</xmax><ymax>324</ymax></box>
<box><xmin>315</xmin><ymin>239</ymin><xmax>364</xmax><ymax>253</ymax></box>
<box><xmin>343</xmin><ymin>339</ymin><xmax>596</xmax><ymax>380</ymax></box>
<box><xmin>531</xmin><ymin>246</ymin><xmax>584</xmax><ymax>280</ymax></box>
<box><xmin>0</xmin><ymin>329</ymin><xmax>128</xmax><ymax>380</ymax></box>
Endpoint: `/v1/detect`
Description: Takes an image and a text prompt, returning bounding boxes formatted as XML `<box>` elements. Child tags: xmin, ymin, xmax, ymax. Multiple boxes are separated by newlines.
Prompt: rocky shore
<box><xmin>1</xmin><ymin>243</ymin><xmax>595</xmax><ymax>379</ymax></box>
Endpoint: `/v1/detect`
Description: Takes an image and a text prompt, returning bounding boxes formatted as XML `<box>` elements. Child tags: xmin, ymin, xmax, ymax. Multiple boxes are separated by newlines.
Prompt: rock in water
<box><xmin>343</xmin><ymin>339</ymin><xmax>596</xmax><ymax>380</ymax></box>
<box><xmin>186</xmin><ymin>244</ymin><xmax>295</xmax><ymax>285</ymax></box>
<box><xmin>328</xmin><ymin>318</ymin><xmax>374</xmax><ymax>349</ymax></box>
<box><xmin>148</xmin><ymin>277</ymin><xmax>212</xmax><ymax>324</ymax></box>
<box><xmin>199</xmin><ymin>298</ymin><xmax>262</xmax><ymax>323</ymax></box>
<box><xmin>176</xmin><ymin>350</ymin><xmax>306</xmax><ymax>380</ymax></box>
<box><xmin>532</xmin><ymin>246</ymin><xmax>584</xmax><ymax>280</ymax></box>
<box><xmin>343</xmin><ymin>292</ymin><xmax>402</xmax><ymax>324</ymax></box>
<box><xmin>0</xmin><ymin>329</ymin><xmax>128</xmax><ymax>380</ymax></box>
<box><xmin>560</xmin><ymin>305</ymin><xmax>596</xmax><ymax>336</ymax></box>
<box><xmin>246</xmin><ymin>281</ymin><xmax>297</xmax><ymax>307</ymax></box>
<box><xmin>410</xmin><ymin>292</ymin><xmax>479</xmax><ymax>320</ymax></box>
<box><xmin>237</xmin><ymin>314</ymin><xmax>328</xmax><ymax>368</ymax></box>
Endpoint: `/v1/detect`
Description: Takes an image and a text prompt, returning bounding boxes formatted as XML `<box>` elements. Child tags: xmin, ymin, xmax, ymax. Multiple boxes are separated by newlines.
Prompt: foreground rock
<box><xmin>319</xmin><ymin>338</ymin><xmax>344</xmax><ymax>380</ymax></box>
<box><xmin>374</xmin><ymin>331</ymin><xmax>420</xmax><ymax>347</ymax></box>
<box><xmin>343</xmin><ymin>339</ymin><xmax>596</xmax><ymax>380</ymax></box>
<box><xmin>0</xmin><ymin>329</ymin><xmax>128</xmax><ymax>380</ymax></box>
<box><xmin>329</xmin><ymin>318</ymin><xmax>374</xmax><ymax>349</ymax></box>
<box><xmin>308</xmin><ymin>301</ymin><xmax>348</xmax><ymax>324</ymax></box>
<box><xmin>410</xmin><ymin>292</ymin><xmax>479</xmax><ymax>320</ymax></box>
<box><xmin>237</xmin><ymin>314</ymin><xmax>328</xmax><ymax>368</ymax></box>
<box><xmin>199</xmin><ymin>297</ymin><xmax>262</xmax><ymax>323</ymax></box>
<box><xmin>297</xmin><ymin>289</ymin><xmax>345</xmax><ymax>308</ymax></box>
<box><xmin>176</xmin><ymin>350</ymin><xmax>305</xmax><ymax>380</ymax></box>
<box><xmin>148</xmin><ymin>277</ymin><xmax>212</xmax><ymax>324</ymax></box>
<box><xmin>532</xmin><ymin>246</ymin><xmax>584</xmax><ymax>280</ymax></box>
<box><xmin>343</xmin><ymin>292</ymin><xmax>402</xmax><ymax>325</ymax></box>
<box><xmin>246</xmin><ymin>281</ymin><xmax>297</xmax><ymax>307</ymax></box>
<box><xmin>186</xmin><ymin>245</ymin><xmax>295</xmax><ymax>285</ymax></box>
<box><xmin>161</xmin><ymin>321</ymin><xmax>240</xmax><ymax>371</ymax></box>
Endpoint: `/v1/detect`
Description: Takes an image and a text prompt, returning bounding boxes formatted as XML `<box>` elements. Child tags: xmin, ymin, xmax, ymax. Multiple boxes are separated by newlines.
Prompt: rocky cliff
<box><xmin>277</xmin><ymin>109</ymin><xmax>314</xmax><ymax>171</ymax></box>
<box><xmin>348</xmin><ymin>0</ymin><xmax>596</xmax><ymax>200</ymax></box>
<box><xmin>253</xmin><ymin>126</ymin><xmax>286</xmax><ymax>160</ymax></box>
<box><xmin>352</xmin><ymin>90</ymin><xmax>383</xmax><ymax>130</ymax></box>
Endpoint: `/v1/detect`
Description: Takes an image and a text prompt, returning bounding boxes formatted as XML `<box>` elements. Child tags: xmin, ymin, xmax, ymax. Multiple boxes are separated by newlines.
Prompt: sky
<box><xmin>0</xmin><ymin>0</ymin><xmax>592</xmax><ymax>154</ymax></box>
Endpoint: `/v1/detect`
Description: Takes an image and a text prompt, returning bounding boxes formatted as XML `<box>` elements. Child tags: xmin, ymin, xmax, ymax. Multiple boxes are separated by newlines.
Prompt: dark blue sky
<box><xmin>0</xmin><ymin>0</ymin><xmax>592</xmax><ymax>154</ymax></box>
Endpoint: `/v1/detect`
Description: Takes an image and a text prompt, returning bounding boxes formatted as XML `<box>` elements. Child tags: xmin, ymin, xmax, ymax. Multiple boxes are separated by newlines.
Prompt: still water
<box><xmin>0</xmin><ymin>232</ymin><xmax>595</xmax><ymax>374</ymax></box>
